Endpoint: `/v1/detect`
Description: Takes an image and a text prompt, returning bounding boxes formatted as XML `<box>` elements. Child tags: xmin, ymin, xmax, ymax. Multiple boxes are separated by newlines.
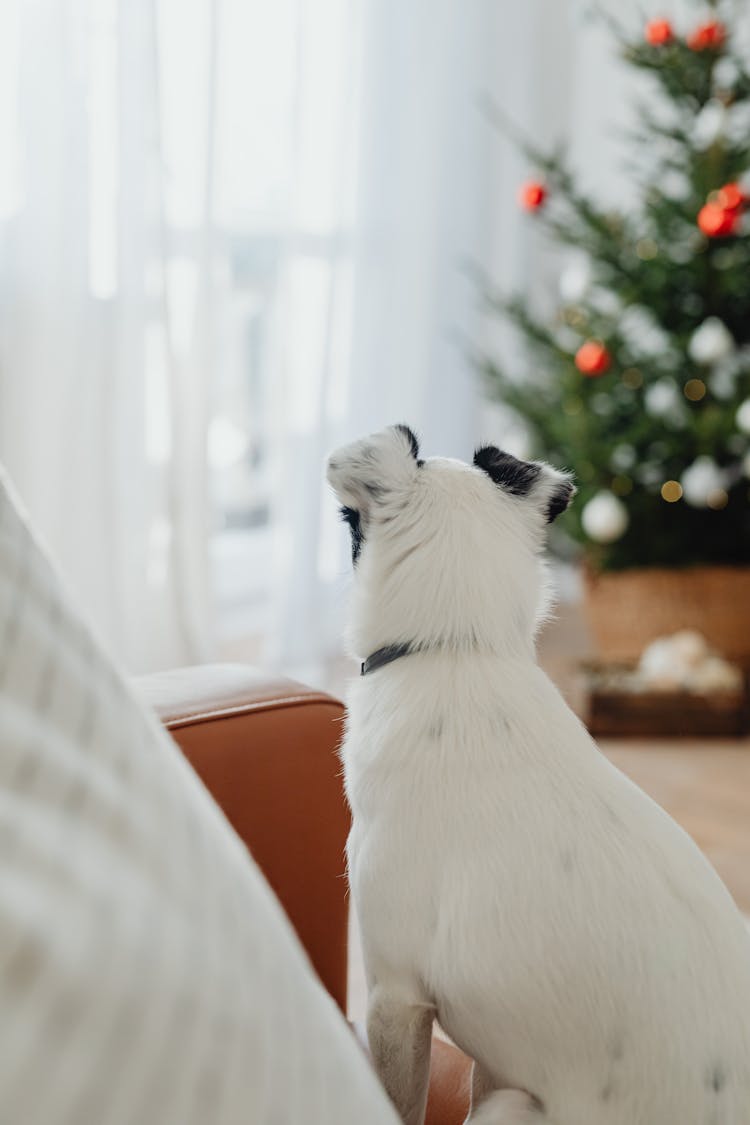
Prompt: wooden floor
<box><xmin>346</xmin><ymin>603</ymin><xmax>750</xmax><ymax>1018</ymax></box>
<box><xmin>542</xmin><ymin>602</ymin><xmax>750</xmax><ymax>914</ymax></box>
<box><xmin>603</xmin><ymin>741</ymin><xmax>750</xmax><ymax>914</ymax></box>
<box><xmin>602</xmin><ymin>742</ymin><xmax>750</xmax><ymax>918</ymax></box>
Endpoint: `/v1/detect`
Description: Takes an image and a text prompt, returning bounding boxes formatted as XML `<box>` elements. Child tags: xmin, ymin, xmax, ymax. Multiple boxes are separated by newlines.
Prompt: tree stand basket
<box><xmin>582</xmin><ymin>565</ymin><xmax>750</xmax><ymax>667</ymax></box>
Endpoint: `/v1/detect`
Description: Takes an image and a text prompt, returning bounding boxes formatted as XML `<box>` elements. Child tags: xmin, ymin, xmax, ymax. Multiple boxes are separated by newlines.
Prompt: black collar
<box><xmin>361</xmin><ymin>642</ymin><xmax>415</xmax><ymax>676</ymax></box>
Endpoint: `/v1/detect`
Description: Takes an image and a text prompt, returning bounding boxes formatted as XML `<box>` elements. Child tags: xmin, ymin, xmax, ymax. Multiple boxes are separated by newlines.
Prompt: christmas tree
<box><xmin>480</xmin><ymin>5</ymin><xmax>750</xmax><ymax>571</ymax></box>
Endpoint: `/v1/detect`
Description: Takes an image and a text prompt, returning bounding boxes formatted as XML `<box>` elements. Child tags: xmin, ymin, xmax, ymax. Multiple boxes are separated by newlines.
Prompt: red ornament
<box><xmin>575</xmin><ymin>341</ymin><xmax>611</xmax><ymax>377</ymax></box>
<box><xmin>716</xmin><ymin>182</ymin><xmax>745</xmax><ymax>211</ymax></box>
<box><xmin>687</xmin><ymin>20</ymin><xmax>726</xmax><ymax>50</ymax></box>
<box><xmin>697</xmin><ymin>201</ymin><xmax>740</xmax><ymax>237</ymax></box>
<box><xmin>644</xmin><ymin>19</ymin><xmax>674</xmax><ymax>45</ymax></box>
<box><xmin>518</xmin><ymin>180</ymin><xmax>547</xmax><ymax>211</ymax></box>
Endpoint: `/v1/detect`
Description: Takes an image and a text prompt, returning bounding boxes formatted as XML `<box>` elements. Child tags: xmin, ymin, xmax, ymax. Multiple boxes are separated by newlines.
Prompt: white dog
<box><xmin>326</xmin><ymin>424</ymin><xmax>750</xmax><ymax>1125</ymax></box>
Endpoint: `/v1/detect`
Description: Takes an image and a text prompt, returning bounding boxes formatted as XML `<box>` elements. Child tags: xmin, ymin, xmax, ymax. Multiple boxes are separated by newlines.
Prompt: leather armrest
<box><xmin>425</xmin><ymin>1038</ymin><xmax>471</xmax><ymax>1124</ymax></box>
<box><xmin>135</xmin><ymin>663</ymin><xmax>350</xmax><ymax>1011</ymax></box>
<box><xmin>137</xmin><ymin>662</ymin><xmax>474</xmax><ymax>1122</ymax></box>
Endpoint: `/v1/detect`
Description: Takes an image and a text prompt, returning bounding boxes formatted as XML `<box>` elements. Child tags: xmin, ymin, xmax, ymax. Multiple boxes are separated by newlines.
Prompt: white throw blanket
<box><xmin>0</xmin><ymin>469</ymin><xmax>397</xmax><ymax>1125</ymax></box>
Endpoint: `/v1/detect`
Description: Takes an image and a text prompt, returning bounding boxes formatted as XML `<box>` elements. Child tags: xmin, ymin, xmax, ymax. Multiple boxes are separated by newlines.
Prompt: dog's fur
<box><xmin>326</xmin><ymin>424</ymin><xmax>750</xmax><ymax>1125</ymax></box>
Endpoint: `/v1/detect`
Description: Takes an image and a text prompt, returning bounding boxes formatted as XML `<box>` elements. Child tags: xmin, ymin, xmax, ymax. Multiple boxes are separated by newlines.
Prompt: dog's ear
<box><xmin>473</xmin><ymin>445</ymin><xmax>575</xmax><ymax>523</ymax></box>
<box><xmin>473</xmin><ymin>446</ymin><xmax>542</xmax><ymax>497</ymax></box>
<box><xmin>326</xmin><ymin>424</ymin><xmax>422</xmax><ymax>514</ymax></box>
<box><xmin>541</xmin><ymin>467</ymin><xmax>576</xmax><ymax>523</ymax></box>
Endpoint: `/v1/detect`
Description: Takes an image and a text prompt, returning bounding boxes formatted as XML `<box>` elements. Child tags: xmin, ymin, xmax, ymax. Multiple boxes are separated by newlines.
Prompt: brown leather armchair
<box><xmin>136</xmin><ymin>663</ymin><xmax>471</xmax><ymax>1125</ymax></box>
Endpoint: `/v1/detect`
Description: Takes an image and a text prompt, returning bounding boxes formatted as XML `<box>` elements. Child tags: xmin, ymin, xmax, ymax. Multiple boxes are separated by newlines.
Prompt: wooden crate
<box><xmin>582</xmin><ymin>665</ymin><xmax>749</xmax><ymax>738</ymax></box>
<box><xmin>582</xmin><ymin>565</ymin><xmax>750</xmax><ymax>666</ymax></box>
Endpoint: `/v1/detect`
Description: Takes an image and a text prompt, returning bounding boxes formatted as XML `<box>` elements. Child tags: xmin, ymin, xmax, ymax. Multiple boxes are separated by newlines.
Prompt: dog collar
<box><xmin>361</xmin><ymin>643</ymin><xmax>415</xmax><ymax>676</ymax></box>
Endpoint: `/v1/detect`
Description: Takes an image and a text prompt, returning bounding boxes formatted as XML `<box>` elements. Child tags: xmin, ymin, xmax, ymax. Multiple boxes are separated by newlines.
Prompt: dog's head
<box><xmin>326</xmin><ymin>424</ymin><xmax>574</xmax><ymax>659</ymax></box>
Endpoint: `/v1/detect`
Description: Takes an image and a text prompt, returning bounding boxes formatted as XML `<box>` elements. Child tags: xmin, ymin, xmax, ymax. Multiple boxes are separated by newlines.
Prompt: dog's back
<box><xmin>345</xmin><ymin>651</ymin><xmax>750</xmax><ymax>1124</ymax></box>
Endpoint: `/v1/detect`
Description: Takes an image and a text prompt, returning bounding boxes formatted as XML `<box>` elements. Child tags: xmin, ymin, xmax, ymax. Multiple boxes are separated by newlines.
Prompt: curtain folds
<box><xmin>0</xmin><ymin>0</ymin><xmax>573</xmax><ymax>677</ymax></box>
<box><xmin>0</xmin><ymin>0</ymin><xmax>218</xmax><ymax>672</ymax></box>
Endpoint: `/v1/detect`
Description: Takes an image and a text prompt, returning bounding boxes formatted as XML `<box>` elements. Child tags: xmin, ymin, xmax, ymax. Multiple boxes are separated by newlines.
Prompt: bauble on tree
<box><xmin>688</xmin><ymin>317</ymin><xmax>735</xmax><ymax>364</ymax></box>
<box><xmin>575</xmin><ymin>340</ymin><xmax>611</xmax><ymax>376</ymax></box>
<box><xmin>716</xmin><ymin>182</ymin><xmax>745</xmax><ymax>211</ymax></box>
<box><xmin>518</xmin><ymin>181</ymin><xmax>547</xmax><ymax>212</ymax></box>
<box><xmin>687</xmin><ymin>20</ymin><xmax>726</xmax><ymax>51</ymax></box>
<box><xmin>697</xmin><ymin>201</ymin><xmax>740</xmax><ymax>237</ymax></box>
<box><xmin>581</xmin><ymin>491</ymin><xmax>629</xmax><ymax>544</ymax></box>
<box><xmin>644</xmin><ymin>19</ymin><xmax>674</xmax><ymax>46</ymax></box>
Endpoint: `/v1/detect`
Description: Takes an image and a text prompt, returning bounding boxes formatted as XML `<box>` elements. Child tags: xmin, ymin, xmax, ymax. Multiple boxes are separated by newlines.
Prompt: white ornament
<box><xmin>559</xmin><ymin>256</ymin><xmax>592</xmax><ymax>303</ymax></box>
<box><xmin>692</xmin><ymin>655</ymin><xmax>743</xmax><ymax>693</ymax></box>
<box><xmin>709</xmin><ymin>364</ymin><xmax>736</xmax><ymax>401</ymax></box>
<box><xmin>692</xmin><ymin>100</ymin><xmax>727</xmax><ymax>150</ymax></box>
<box><xmin>620</xmin><ymin>305</ymin><xmax>670</xmax><ymax>358</ymax></box>
<box><xmin>736</xmin><ymin>398</ymin><xmax>750</xmax><ymax>435</ymax></box>
<box><xmin>637</xmin><ymin>463</ymin><xmax>663</xmax><ymax>490</ymax></box>
<box><xmin>610</xmin><ymin>444</ymin><xmax>635</xmax><ymax>471</ymax></box>
<box><xmin>688</xmin><ymin>317</ymin><xmax>735</xmax><ymax>365</ymax></box>
<box><xmin>727</xmin><ymin>102</ymin><xmax>750</xmax><ymax>146</ymax></box>
<box><xmin>661</xmin><ymin>171</ymin><xmax>689</xmax><ymax>201</ymax></box>
<box><xmin>714</xmin><ymin>57</ymin><xmax>740</xmax><ymax>90</ymax></box>
<box><xmin>680</xmin><ymin>456</ymin><xmax>726</xmax><ymax>507</ymax></box>
<box><xmin>638</xmin><ymin>630</ymin><xmax>742</xmax><ymax>693</ymax></box>
<box><xmin>644</xmin><ymin>378</ymin><xmax>680</xmax><ymax>417</ymax></box>
<box><xmin>590</xmin><ymin>288</ymin><xmax>620</xmax><ymax>316</ymax></box>
<box><xmin>669</xmin><ymin>629</ymin><xmax>710</xmax><ymax>669</ymax></box>
<box><xmin>639</xmin><ymin>638</ymin><xmax>685</xmax><ymax>690</ymax></box>
<box><xmin>581</xmin><ymin>491</ymin><xmax>629</xmax><ymax>544</ymax></box>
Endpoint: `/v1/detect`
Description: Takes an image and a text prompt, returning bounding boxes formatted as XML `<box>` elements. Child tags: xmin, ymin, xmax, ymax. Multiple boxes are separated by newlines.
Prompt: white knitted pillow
<box><xmin>0</xmin><ymin>471</ymin><xmax>397</xmax><ymax>1125</ymax></box>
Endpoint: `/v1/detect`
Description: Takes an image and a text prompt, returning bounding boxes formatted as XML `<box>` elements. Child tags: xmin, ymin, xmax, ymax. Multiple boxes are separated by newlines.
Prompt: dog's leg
<box><xmin>465</xmin><ymin>1086</ymin><xmax>544</xmax><ymax>1125</ymax></box>
<box><xmin>464</xmin><ymin>1059</ymin><xmax>493</xmax><ymax>1121</ymax></box>
<box><xmin>367</xmin><ymin>987</ymin><xmax>434</xmax><ymax>1125</ymax></box>
<box><xmin>465</xmin><ymin>1065</ymin><xmax>544</xmax><ymax>1125</ymax></box>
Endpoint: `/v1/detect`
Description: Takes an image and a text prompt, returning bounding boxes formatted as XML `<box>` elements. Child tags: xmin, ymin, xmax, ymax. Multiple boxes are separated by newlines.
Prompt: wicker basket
<box><xmin>582</xmin><ymin>565</ymin><xmax>750</xmax><ymax>666</ymax></box>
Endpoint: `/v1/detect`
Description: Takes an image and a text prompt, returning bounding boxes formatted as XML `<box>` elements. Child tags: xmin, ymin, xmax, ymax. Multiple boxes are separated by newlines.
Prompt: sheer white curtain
<box><xmin>0</xmin><ymin>0</ymin><xmax>215</xmax><ymax>672</ymax></box>
<box><xmin>0</xmin><ymin>0</ymin><xmax>607</xmax><ymax>677</ymax></box>
<box><xmin>269</xmin><ymin>0</ymin><xmax>494</xmax><ymax>675</ymax></box>
<box><xmin>266</xmin><ymin>0</ymin><xmax>600</xmax><ymax>677</ymax></box>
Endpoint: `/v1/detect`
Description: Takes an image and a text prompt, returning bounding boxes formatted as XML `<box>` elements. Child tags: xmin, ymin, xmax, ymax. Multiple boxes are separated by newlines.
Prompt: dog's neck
<box><xmin>360</xmin><ymin>642</ymin><xmax>415</xmax><ymax>676</ymax></box>
<box><xmin>349</xmin><ymin>537</ymin><xmax>549</xmax><ymax>668</ymax></box>
<box><xmin>359</xmin><ymin>632</ymin><xmax>540</xmax><ymax>675</ymax></box>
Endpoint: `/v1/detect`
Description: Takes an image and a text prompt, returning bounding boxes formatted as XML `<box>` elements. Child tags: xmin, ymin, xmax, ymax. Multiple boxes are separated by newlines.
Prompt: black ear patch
<box><xmin>546</xmin><ymin>480</ymin><xmax>575</xmax><ymax>523</ymax></box>
<box><xmin>473</xmin><ymin>445</ymin><xmax>541</xmax><ymax>496</ymax></box>
<box><xmin>340</xmin><ymin>506</ymin><xmax>363</xmax><ymax>565</ymax></box>
<box><xmin>394</xmin><ymin>424</ymin><xmax>424</xmax><ymax>467</ymax></box>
